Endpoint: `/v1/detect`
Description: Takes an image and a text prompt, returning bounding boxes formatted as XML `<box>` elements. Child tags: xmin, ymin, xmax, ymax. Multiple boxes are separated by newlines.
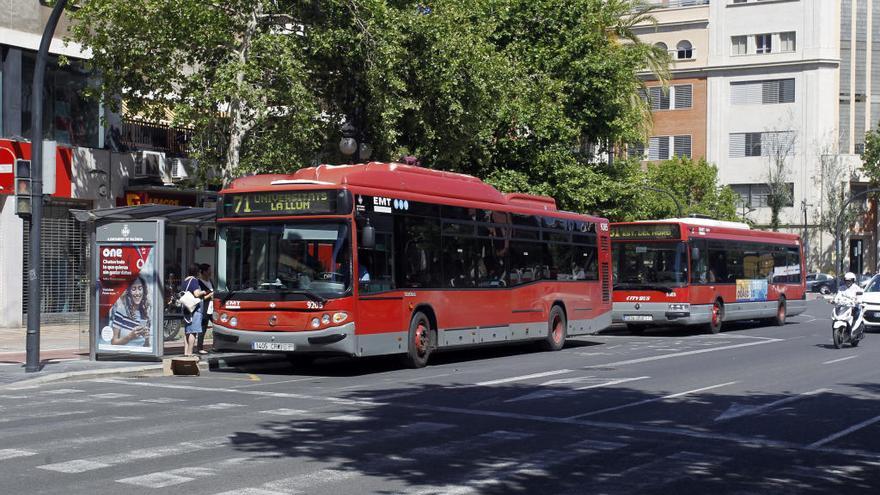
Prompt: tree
<box><xmin>814</xmin><ymin>147</ymin><xmax>857</xmax><ymax>273</ymax></box>
<box><xmin>641</xmin><ymin>156</ymin><xmax>739</xmax><ymax>221</ymax></box>
<box><xmin>763</xmin><ymin>130</ymin><xmax>797</xmax><ymax>231</ymax></box>
<box><xmin>863</xmin><ymin>123</ymin><xmax>880</xmax><ymax>187</ymax></box>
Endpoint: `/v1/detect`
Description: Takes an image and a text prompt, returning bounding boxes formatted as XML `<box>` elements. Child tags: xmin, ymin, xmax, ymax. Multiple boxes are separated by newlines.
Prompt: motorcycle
<box><xmin>829</xmin><ymin>292</ymin><xmax>866</xmax><ymax>348</ymax></box>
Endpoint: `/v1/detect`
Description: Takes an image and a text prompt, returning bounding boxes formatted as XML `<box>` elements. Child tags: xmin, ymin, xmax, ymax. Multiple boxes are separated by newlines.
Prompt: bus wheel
<box><xmin>403</xmin><ymin>312</ymin><xmax>433</xmax><ymax>368</ymax></box>
<box><xmin>773</xmin><ymin>297</ymin><xmax>787</xmax><ymax>326</ymax></box>
<box><xmin>706</xmin><ymin>301</ymin><xmax>723</xmax><ymax>334</ymax></box>
<box><xmin>541</xmin><ymin>306</ymin><xmax>567</xmax><ymax>351</ymax></box>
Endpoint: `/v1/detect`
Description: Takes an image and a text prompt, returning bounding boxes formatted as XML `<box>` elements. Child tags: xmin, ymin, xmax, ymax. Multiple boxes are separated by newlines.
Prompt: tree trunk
<box><xmin>223</xmin><ymin>2</ymin><xmax>264</xmax><ymax>186</ymax></box>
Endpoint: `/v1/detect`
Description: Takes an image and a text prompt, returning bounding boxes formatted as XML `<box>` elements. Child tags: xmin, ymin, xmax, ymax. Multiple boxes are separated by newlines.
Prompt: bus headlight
<box><xmin>311</xmin><ymin>317</ymin><xmax>321</xmax><ymax>328</ymax></box>
<box><xmin>219</xmin><ymin>313</ymin><xmax>229</xmax><ymax>323</ymax></box>
<box><xmin>668</xmin><ymin>303</ymin><xmax>690</xmax><ymax>311</ymax></box>
<box><xmin>332</xmin><ymin>312</ymin><xmax>348</xmax><ymax>324</ymax></box>
<box><xmin>321</xmin><ymin>314</ymin><xmax>331</xmax><ymax>325</ymax></box>
<box><xmin>229</xmin><ymin>317</ymin><xmax>238</xmax><ymax>327</ymax></box>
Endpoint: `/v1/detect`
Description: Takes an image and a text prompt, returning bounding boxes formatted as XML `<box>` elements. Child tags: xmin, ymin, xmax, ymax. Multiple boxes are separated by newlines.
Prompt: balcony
<box><xmin>118</xmin><ymin>119</ymin><xmax>194</xmax><ymax>157</ymax></box>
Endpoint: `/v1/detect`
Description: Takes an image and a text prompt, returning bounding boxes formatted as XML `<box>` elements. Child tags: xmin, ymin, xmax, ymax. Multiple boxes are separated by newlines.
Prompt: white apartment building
<box><xmin>640</xmin><ymin>0</ymin><xmax>878</xmax><ymax>273</ymax></box>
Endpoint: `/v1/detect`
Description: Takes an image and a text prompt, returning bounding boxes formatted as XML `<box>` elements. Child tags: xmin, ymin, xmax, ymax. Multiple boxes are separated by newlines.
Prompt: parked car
<box><xmin>806</xmin><ymin>273</ymin><xmax>838</xmax><ymax>294</ymax></box>
<box><xmin>859</xmin><ymin>274</ymin><xmax>880</xmax><ymax>330</ymax></box>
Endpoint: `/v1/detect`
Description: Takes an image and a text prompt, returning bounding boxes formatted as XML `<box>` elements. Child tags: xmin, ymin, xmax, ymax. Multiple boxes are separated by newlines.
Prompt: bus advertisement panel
<box><xmin>211</xmin><ymin>163</ymin><xmax>613</xmax><ymax>367</ymax></box>
<box><xmin>611</xmin><ymin>219</ymin><xmax>806</xmax><ymax>334</ymax></box>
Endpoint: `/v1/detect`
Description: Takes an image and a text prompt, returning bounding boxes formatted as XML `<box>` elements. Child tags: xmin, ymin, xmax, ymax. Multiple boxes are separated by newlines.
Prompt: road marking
<box><xmin>475</xmin><ymin>369</ymin><xmax>573</xmax><ymax>386</ymax></box>
<box><xmin>233</xmin><ymin>376</ymin><xmax>314</xmax><ymax>388</ymax></box>
<box><xmin>39</xmin><ymin>437</ymin><xmax>229</xmax><ymax>473</ymax></box>
<box><xmin>574</xmin><ymin>376</ymin><xmax>650</xmax><ymax>390</ymax></box>
<box><xmin>0</xmin><ymin>449</ymin><xmax>38</xmax><ymax>460</ymax></box>
<box><xmin>91</xmin><ymin>393</ymin><xmax>134</xmax><ymax>399</ymax></box>
<box><xmin>215</xmin><ymin>490</ymin><xmax>286</xmax><ymax>495</ymax></box>
<box><xmin>140</xmin><ymin>397</ymin><xmax>187</xmax><ymax>404</ymax></box>
<box><xmin>260</xmin><ymin>408</ymin><xmax>308</xmax><ymax>416</ymax></box>
<box><xmin>808</xmin><ymin>413</ymin><xmax>880</xmax><ymax>448</ymax></box>
<box><xmin>202</xmin><ymin>402</ymin><xmax>246</xmax><ymax>410</ymax></box>
<box><xmin>714</xmin><ymin>388</ymin><xmax>830</xmax><ymax>422</ymax></box>
<box><xmin>0</xmin><ymin>410</ymin><xmax>92</xmax><ymax>424</ymax></box>
<box><xmin>566</xmin><ymin>381</ymin><xmax>738</xmax><ymax>419</ymax></box>
<box><xmin>822</xmin><ymin>355</ymin><xmax>858</xmax><ymax>365</ymax></box>
<box><xmin>584</xmin><ymin>338</ymin><xmax>782</xmax><ymax>368</ymax></box>
<box><xmin>117</xmin><ymin>472</ymin><xmax>195</xmax><ymax>488</ymax></box>
<box><xmin>328</xmin><ymin>414</ymin><xmax>369</xmax><ymax>422</ymax></box>
<box><xmin>504</xmin><ymin>377</ymin><xmax>649</xmax><ymax>403</ymax></box>
<box><xmin>40</xmin><ymin>388</ymin><xmax>83</xmax><ymax>395</ymax></box>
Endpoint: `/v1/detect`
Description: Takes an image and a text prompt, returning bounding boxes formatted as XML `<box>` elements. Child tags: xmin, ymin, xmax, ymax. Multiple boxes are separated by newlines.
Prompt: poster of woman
<box><xmin>96</xmin><ymin>245</ymin><xmax>158</xmax><ymax>354</ymax></box>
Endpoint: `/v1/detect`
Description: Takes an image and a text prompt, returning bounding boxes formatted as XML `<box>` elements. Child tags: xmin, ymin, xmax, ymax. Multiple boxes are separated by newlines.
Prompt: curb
<box><xmin>0</xmin><ymin>353</ymin><xmax>290</xmax><ymax>390</ymax></box>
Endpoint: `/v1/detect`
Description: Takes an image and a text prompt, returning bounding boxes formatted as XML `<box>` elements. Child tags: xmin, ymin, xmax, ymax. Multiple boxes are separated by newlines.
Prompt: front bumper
<box><xmin>861</xmin><ymin>306</ymin><xmax>880</xmax><ymax>327</ymax></box>
<box><xmin>212</xmin><ymin>321</ymin><xmax>357</xmax><ymax>356</ymax></box>
<box><xmin>612</xmin><ymin>302</ymin><xmax>711</xmax><ymax>326</ymax></box>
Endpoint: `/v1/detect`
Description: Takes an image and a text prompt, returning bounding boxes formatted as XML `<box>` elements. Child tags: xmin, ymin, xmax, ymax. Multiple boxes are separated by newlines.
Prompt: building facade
<box><xmin>0</xmin><ymin>1</ymin><xmax>208</xmax><ymax>329</ymax></box>
<box><xmin>638</xmin><ymin>0</ymin><xmax>877</xmax><ymax>274</ymax></box>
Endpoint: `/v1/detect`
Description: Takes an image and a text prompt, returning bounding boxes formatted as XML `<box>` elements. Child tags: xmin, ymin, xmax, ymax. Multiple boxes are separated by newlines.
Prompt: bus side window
<box><xmin>691</xmin><ymin>239</ymin><xmax>709</xmax><ymax>283</ymax></box>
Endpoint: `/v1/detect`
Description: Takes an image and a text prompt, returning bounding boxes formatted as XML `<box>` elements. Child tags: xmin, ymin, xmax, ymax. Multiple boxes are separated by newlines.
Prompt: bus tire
<box><xmin>541</xmin><ymin>305</ymin><xmax>567</xmax><ymax>351</ymax></box>
<box><xmin>773</xmin><ymin>297</ymin><xmax>786</xmax><ymax>326</ymax></box>
<box><xmin>706</xmin><ymin>300</ymin><xmax>723</xmax><ymax>334</ymax></box>
<box><xmin>403</xmin><ymin>311</ymin><xmax>433</xmax><ymax>368</ymax></box>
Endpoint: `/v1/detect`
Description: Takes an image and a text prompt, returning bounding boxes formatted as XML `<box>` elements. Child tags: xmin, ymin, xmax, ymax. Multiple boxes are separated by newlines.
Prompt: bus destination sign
<box><xmin>223</xmin><ymin>190</ymin><xmax>337</xmax><ymax>217</ymax></box>
<box><xmin>610</xmin><ymin>223</ymin><xmax>680</xmax><ymax>240</ymax></box>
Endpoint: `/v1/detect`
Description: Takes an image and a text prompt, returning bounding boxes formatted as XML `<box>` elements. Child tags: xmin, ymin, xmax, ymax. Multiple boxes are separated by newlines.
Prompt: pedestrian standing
<box><xmin>181</xmin><ymin>264</ymin><xmax>206</xmax><ymax>358</ymax></box>
<box><xmin>196</xmin><ymin>263</ymin><xmax>214</xmax><ymax>355</ymax></box>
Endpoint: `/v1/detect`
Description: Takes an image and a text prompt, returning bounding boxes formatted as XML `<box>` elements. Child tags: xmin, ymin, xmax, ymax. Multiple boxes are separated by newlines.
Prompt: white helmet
<box><xmin>844</xmin><ymin>272</ymin><xmax>857</xmax><ymax>282</ymax></box>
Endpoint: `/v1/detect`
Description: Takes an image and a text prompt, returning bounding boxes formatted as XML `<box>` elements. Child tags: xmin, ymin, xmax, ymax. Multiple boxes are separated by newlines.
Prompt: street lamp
<box><xmin>338</xmin><ymin>121</ymin><xmax>371</xmax><ymax>163</ymax></box>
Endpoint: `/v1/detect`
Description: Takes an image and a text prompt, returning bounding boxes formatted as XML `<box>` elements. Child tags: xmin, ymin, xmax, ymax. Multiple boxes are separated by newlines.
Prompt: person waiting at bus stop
<box><xmin>180</xmin><ymin>264</ymin><xmax>208</xmax><ymax>358</ymax></box>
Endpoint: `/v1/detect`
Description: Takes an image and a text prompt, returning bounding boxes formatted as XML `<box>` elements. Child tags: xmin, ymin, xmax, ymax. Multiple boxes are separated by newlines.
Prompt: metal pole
<box><xmin>644</xmin><ymin>185</ymin><xmax>684</xmax><ymax>218</ymax></box>
<box><xmin>26</xmin><ymin>0</ymin><xmax>68</xmax><ymax>372</ymax></box>
<box><xmin>802</xmin><ymin>200</ymin><xmax>810</xmax><ymax>270</ymax></box>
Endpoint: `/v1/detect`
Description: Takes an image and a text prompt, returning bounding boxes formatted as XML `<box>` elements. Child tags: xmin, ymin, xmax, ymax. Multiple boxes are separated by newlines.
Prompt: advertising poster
<box><xmin>736</xmin><ymin>279</ymin><xmax>769</xmax><ymax>302</ymax></box>
<box><xmin>96</xmin><ymin>244</ymin><xmax>159</xmax><ymax>354</ymax></box>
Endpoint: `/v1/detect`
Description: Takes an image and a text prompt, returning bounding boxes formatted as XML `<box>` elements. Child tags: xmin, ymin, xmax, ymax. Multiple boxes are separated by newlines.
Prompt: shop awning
<box><xmin>71</xmin><ymin>204</ymin><xmax>215</xmax><ymax>226</ymax></box>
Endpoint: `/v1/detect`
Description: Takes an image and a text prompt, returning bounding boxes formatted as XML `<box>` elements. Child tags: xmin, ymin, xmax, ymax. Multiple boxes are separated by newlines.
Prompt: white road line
<box><xmin>140</xmin><ymin>397</ymin><xmax>187</xmax><ymax>404</ymax></box>
<box><xmin>117</xmin><ymin>472</ymin><xmax>195</xmax><ymax>488</ymax></box>
<box><xmin>201</xmin><ymin>402</ymin><xmax>246</xmax><ymax>410</ymax></box>
<box><xmin>584</xmin><ymin>338</ymin><xmax>782</xmax><ymax>368</ymax></box>
<box><xmin>215</xmin><ymin>489</ymin><xmax>285</xmax><ymax>495</ymax></box>
<box><xmin>90</xmin><ymin>393</ymin><xmax>134</xmax><ymax>399</ymax></box>
<box><xmin>714</xmin><ymin>388</ymin><xmax>830</xmax><ymax>422</ymax></box>
<box><xmin>0</xmin><ymin>410</ymin><xmax>92</xmax><ymax>424</ymax></box>
<box><xmin>566</xmin><ymin>381</ymin><xmax>738</xmax><ymax>420</ymax></box>
<box><xmin>40</xmin><ymin>388</ymin><xmax>83</xmax><ymax>395</ymax></box>
<box><xmin>327</xmin><ymin>414</ymin><xmax>369</xmax><ymax>422</ymax></box>
<box><xmin>475</xmin><ymin>369</ymin><xmax>574</xmax><ymax>386</ymax></box>
<box><xmin>0</xmin><ymin>449</ymin><xmax>38</xmax><ymax>460</ymax></box>
<box><xmin>822</xmin><ymin>355</ymin><xmax>858</xmax><ymax>365</ymax></box>
<box><xmin>574</xmin><ymin>376</ymin><xmax>650</xmax><ymax>390</ymax></box>
<box><xmin>39</xmin><ymin>437</ymin><xmax>229</xmax><ymax>473</ymax></box>
<box><xmin>260</xmin><ymin>408</ymin><xmax>308</xmax><ymax>416</ymax></box>
<box><xmin>504</xmin><ymin>377</ymin><xmax>649</xmax><ymax>403</ymax></box>
<box><xmin>808</xmin><ymin>413</ymin><xmax>880</xmax><ymax>448</ymax></box>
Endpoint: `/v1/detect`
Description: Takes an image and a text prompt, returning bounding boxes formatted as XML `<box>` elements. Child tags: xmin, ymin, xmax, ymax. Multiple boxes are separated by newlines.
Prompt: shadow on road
<box><xmin>224</xmin><ymin>378</ymin><xmax>880</xmax><ymax>494</ymax></box>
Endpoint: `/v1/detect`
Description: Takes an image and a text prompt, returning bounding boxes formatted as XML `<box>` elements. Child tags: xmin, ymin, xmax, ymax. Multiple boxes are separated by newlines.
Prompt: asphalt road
<box><xmin>2</xmin><ymin>299</ymin><xmax>879</xmax><ymax>494</ymax></box>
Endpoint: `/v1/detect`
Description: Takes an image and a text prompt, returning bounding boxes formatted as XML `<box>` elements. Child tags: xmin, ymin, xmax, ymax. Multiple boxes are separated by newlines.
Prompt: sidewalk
<box><xmin>0</xmin><ymin>324</ymin><xmax>285</xmax><ymax>389</ymax></box>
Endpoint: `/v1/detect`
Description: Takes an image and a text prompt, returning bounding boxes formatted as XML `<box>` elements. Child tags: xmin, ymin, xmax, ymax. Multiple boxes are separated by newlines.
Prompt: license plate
<box><xmin>623</xmin><ymin>314</ymin><xmax>653</xmax><ymax>322</ymax></box>
<box><xmin>251</xmin><ymin>342</ymin><xmax>295</xmax><ymax>351</ymax></box>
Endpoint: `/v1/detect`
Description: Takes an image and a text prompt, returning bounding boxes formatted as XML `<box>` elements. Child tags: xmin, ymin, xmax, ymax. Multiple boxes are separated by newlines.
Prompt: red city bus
<box><xmin>610</xmin><ymin>218</ymin><xmax>807</xmax><ymax>334</ymax></box>
<box><xmin>212</xmin><ymin>162</ymin><xmax>612</xmax><ymax>367</ymax></box>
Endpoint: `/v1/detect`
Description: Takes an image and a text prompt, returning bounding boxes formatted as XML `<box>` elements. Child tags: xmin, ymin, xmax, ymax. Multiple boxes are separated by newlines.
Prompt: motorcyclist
<box><xmin>839</xmin><ymin>272</ymin><xmax>861</xmax><ymax>300</ymax></box>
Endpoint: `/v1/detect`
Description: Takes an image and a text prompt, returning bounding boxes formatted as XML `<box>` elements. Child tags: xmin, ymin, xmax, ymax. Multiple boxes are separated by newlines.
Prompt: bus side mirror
<box><xmin>691</xmin><ymin>247</ymin><xmax>700</xmax><ymax>260</ymax></box>
<box><xmin>361</xmin><ymin>221</ymin><xmax>375</xmax><ymax>249</ymax></box>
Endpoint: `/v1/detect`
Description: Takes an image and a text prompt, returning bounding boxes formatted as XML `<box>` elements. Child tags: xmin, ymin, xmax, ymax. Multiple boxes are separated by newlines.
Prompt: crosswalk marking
<box><xmin>117</xmin><ymin>472</ymin><xmax>195</xmax><ymax>488</ymax></box>
<box><xmin>0</xmin><ymin>449</ymin><xmax>38</xmax><ymax>461</ymax></box>
<box><xmin>259</xmin><ymin>408</ymin><xmax>307</xmax><ymax>416</ymax></box>
<box><xmin>91</xmin><ymin>393</ymin><xmax>134</xmax><ymax>399</ymax></box>
<box><xmin>39</xmin><ymin>437</ymin><xmax>229</xmax><ymax>473</ymax></box>
<box><xmin>140</xmin><ymin>397</ymin><xmax>187</xmax><ymax>404</ymax></box>
<box><xmin>202</xmin><ymin>402</ymin><xmax>245</xmax><ymax>410</ymax></box>
<box><xmin>40</xmin><ymin>388</ymin><xmax>84</xmax><ymax>395</ymax></box>
<box><xmin>327</xmin><ymin>414</ymin><xmax>369</xmax><ymax>422</ymax></box>
<box><xmin>476</xmin><ymin>370</ymin><xmax>574</xmax><ymax>386</ymax></box>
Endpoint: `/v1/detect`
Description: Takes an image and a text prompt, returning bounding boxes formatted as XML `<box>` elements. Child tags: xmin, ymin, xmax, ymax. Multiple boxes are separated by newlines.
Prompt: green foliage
<box><xmin>641</xmin><ymin>156</ymin><xmax>739</xmax><ymax>221</ymax></box>
<box><xmin>863</xmin><ymin>124</ymin><xmax>880</xmax><ymax>187</ymax></box>
<box><xmin>69</xmin><ymin>0</ymin><xmax>670</xmax><ymax>214</ymax></box>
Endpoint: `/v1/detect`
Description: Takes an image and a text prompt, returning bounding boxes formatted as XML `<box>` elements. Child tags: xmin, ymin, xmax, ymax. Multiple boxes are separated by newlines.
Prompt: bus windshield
<box><xmin>612</xmin><ymin>241</ymin><xmax>688</xmax><ymax>290</ymax></box>
<box><xmin>217</xmin><ymin>221</ymin><xmax>352</xmax><ymax>301</ymax></box>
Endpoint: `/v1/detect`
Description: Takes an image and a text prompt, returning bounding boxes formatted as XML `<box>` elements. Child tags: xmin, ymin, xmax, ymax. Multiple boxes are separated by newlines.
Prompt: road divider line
<box><xmin>504</xmin><ymin>376</ymin><xmax>649</xmax><ymax>403</ymax></box>
<box><xmin>574</xmin><ymin>376</ymin><xmax>650</xmax><ymax>391</ymax></box>
<box><xmin>584</xmin><ymin>338</ymin><xmax>782</xmax><ymax>369</ymax></box>
<box><xmin>822</xmin><ymin>355</ymin><xmax>858</xmax><ymax>365</ymax></box>
<box><xmin>476</xmin><ymin>369</ymin><xmax>573</xmax><ymax>386</ymax></box>
<box><xmin>808</xmin><ymin>413</ymin><xmax>880</xmax><ymax>449</ymax></box>
<box><xmin>714</xmin><ymin>388</ymin><xmax>830</xmax><ymax>422</ymax></box>
<box><xmin>566</xmin><ymin>381</ymin><xmax>738</xmax><ymax>420</ymax></box>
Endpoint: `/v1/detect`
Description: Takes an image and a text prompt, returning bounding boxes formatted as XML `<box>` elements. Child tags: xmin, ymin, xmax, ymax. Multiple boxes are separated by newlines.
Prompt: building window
<box><xmin>676</xmin><ymin>40</ymin><xmax>693</xmax><ymax>60</ymax></box>
<box><xmin>731</xmin><ymin>79</ymin><xmax>795</xmax><ymax>105</ymax></box>
<box><xmin>729</xmin><ymin>131</ymin><xmax>795</xmax><ymax>158</ymax></box>
<box><xmin>647</xmin><ymin>135</ymin><xmax>692</xmax><ymax>161</ymax></box>
<box><xmin>673</xmin><ymin>85</ymin><xmax>693</xmax><ymax>109</ymax></box>
<box><xmin>731</xmin><ymin>183</ymin><xmax>794</xmax><ymax>208</ymax></box>
<box><xmin>628</xmin><ymin>142</ymin><xmax>645</xmax><ymax>159</ymax></box>
<box><xmin>654</xmin><ymin>42</ymin><xmax>668</xmax><ymax>53</ymax></box>
<box><xmin>673</xmin><ymin>135</ymin><xmax>692</xmax><ymax>158</ymax></box>
<box><xmin>755</xmin><ymin>33</ymin><xmax>772</xmax><ymax>54</ymax></box>
<box><xmin>779</xmin><ymin>31</ymin><xmax>796</xmax><ymax>52</ymax></box>
<box><xmin>731</xmin><ymin>36</ymin><xmax>748</xmax><ymax>56</ymax></box>
<box><xmin>644</xmin><ymin>85</ymin><xmax>692</xmax><ymax>111</ymax></box>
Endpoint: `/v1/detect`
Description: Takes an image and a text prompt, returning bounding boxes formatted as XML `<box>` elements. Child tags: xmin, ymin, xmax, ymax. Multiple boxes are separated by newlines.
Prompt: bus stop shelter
<box><xmin>73</xmin><ymin>205</ymin><xmax>216</xmax><ymax>360</ymax></box>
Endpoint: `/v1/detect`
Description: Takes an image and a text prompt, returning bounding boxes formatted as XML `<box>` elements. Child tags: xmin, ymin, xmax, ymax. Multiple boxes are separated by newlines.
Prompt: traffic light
<box><xmin>14</xmin><ymin>159</ymin><xmax>32</xmax><ymax>218</ymax></box>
